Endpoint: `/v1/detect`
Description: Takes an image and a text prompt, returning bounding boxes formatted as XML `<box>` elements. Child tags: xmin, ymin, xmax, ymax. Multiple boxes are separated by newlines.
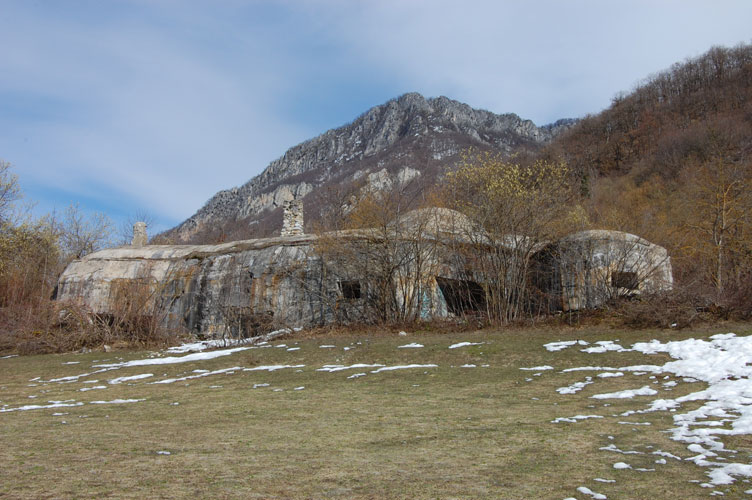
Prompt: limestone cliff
<box><xmin>168</xmin><ymin>93</ymin><xmax>574</xmax><ymax>243</ymax></box>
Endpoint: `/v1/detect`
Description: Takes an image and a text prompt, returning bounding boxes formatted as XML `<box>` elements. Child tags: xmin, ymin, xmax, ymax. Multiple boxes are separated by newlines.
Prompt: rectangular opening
<box><xmin>611</xmin><ymin>271</ymin><xmax>638</xmax><ymax>290</ymax></box>
<box><xmin>339</xmin><ymin>280</ymin><xmax>361</xmax><ymax>299</ymax></box>
<box><xmin>436</xmin><ymin>277</ymin><xmax>486</xmax><ymax>315</ymax></box>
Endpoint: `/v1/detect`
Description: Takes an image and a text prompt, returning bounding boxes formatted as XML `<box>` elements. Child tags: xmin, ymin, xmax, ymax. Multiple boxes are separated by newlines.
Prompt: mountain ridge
<box><xmin>168</xmin><ymin>92</ymin><xmax>574</xmax><ymax>243</ymax></box>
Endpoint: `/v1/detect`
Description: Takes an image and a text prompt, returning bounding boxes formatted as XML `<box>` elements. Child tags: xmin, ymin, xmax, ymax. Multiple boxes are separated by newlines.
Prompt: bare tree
<box><xmin>445</xmin><ymin>151</ymin><xmax>583</xmax><ymax>324</ymax></box>
<box><xmin>118</xmin><ymin>209</ymin><xmax>156</xmax><ymax>246</ymax></box>
<box><xmin>56</xmin><ymin>204</ymin><xmax>114</xmax><ymax>263</ymax></box>
<box><xmin>0</xmin><ymin>160</ymin><xmax>24</xmax><ymax>226</ymax></box>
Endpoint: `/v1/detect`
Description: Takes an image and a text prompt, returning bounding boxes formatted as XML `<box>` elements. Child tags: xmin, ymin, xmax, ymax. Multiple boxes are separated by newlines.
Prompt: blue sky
<box><xmin>2</xmin><ymin>0</ymin><xmax>751</xmax><ymax>234</ymax></box>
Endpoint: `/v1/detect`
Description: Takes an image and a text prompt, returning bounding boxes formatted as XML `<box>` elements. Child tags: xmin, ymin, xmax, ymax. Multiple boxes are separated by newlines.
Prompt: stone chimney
<box><xmin>132</xmin><ymin>222</ymin><xmax>148</xmax><ymax>247</ymax></box>
<box><xmin>281</xmin><ymin>199</ymin><xmax>304</xmax><ymax>237</ymax></box>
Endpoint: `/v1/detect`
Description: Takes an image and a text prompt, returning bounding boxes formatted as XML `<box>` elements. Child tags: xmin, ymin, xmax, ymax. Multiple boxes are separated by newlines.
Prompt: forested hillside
<box><xmin>540</xmin><ymin>43</ymin><xmax>752</xmax><ymax>311</ymax></box>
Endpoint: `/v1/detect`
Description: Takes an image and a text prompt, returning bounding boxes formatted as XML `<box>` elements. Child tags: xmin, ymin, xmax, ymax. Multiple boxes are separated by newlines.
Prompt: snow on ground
<box><xmin>79</xmin><ymin>385</ymin><xmax>107</xmax><ymax>392</ymax></box>
<box><xmin>243</xmin><ymin>365</ymin><xmax>305</xmax><ymax>372</ymax></box>
<box><xmin>0</xmin><ymin>398</ymin><xmax>144</xmax><ymax>412</ymax></box>
<box><xmin>544</xmin><ymin>340</ymin><xmax>589</xmax><ymax>352</ymax></box>
<box><xmin>370</xmin><ymin>364</ymin><xmax>438</xmax><ymax>373</ymax></box>
<box><xmin>550</xmin><ymin>332</ymin><xmax>752</xmax><ymax>490</ymax></box>
<box><xmin>581</xmin><ymin>341</ymin><xmax>630</xmax><ymax>354</ymax></box>
<box><xmin>0</xmin><ymin>401</ymin><xmax>84</xmax><ymax>413</ymax></box>
<box><xmin>591</xmin><ymin>386</ymin><xmax>658</xmax><ymax>399</ymax></box>
<box><xmin>520</xmin><ymin>365</ymin><xmax>554</xmax><ymax>371</ymax></box>
<box><xmin>109</xmin><ymin>374</ymin><xmax>153</xmax><ymax>384</ymax></box>
<box><xmin>95</xmin><ymin>347</ymin><xmax>253</xmax><ymax>368</ymax></box>
<box><xmin>317</xmin><ymin>364</ymin><xmax>385</xmax><ymax>373</ymax></box>
<box><xmin>89</xmin><ymin>399</ymin><xmax>145</xmax><ymax>404</ymax></box>
<box><xmin>448</xmin><ymin>342</ymin><xmax>484</xmax><ymax>349</ymax></box>
<box><xmin>153</xmin><ymin>367</ymin><xmax>244</xmax><ymax>384</ymax></box>
<box><xmin>398</xmin><ymin>343</ymin><xmax>424</xmax><ymax>348</ymax></box>
<box><xmin>552</xmin><ymin>414</ymin><xmax>604</xmax><ymax>424</ymax></box>
<box><xmin>166</xmin><ymin>328</ymin><xmax>301</xmax><ymax>353</ymax></box>
<box><xmin>576</xmin><ymin>486</ymin><xmax>607</xmax><ymax>499</ymax></box>
<box><xmin>556</xmin><ymin>377</ymin><xmax>593</xmax><ymax>395</ymax></box>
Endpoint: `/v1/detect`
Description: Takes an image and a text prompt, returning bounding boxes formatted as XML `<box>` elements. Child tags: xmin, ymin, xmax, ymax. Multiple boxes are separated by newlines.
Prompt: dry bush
<box><xmin>612</xmin><ymin>288</ymin><xmax>705</xmax><ymax>329</ymax></box>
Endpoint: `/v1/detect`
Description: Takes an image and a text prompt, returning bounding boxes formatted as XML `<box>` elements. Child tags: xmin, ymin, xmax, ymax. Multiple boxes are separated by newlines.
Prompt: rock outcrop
<box><xmin>167</xmin><ymin>93</ymin><xmax>574</xmax><ymax>243</ymax></box>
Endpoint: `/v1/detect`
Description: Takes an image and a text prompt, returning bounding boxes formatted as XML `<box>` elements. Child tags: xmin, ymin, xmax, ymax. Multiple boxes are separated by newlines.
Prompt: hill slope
<box><xmin>167</xmin><ymin>92</ymin><xmax>572</xmax><ymax>243</ymax></box>
<box><xmin>540</xmin><ymin>43</ymin><xmax>752</xmax><ymax>300</ymax></box>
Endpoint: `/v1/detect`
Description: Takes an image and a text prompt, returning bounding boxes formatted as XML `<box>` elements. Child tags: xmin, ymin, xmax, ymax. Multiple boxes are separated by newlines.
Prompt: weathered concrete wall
<box><xmin>57</xmin><ymin>223</ymin><xmax>673</xmax><ymax>337</ymax></box>
<box><xmin>56</xmin><ymin>235</ymin><xmax>332</xmax><ymax>336</ymax></box>
<box><xmin>545</xmin><ymin>230</ymin><xmax>673</xmax><ymax>311</ymax></box>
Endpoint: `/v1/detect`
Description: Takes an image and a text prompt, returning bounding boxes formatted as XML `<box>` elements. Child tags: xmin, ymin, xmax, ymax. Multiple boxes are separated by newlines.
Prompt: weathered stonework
<box><xmin>281</xmin><ymin>200</ymin><xmax>304</xmax><ymax>236</ymax></box>
<box><xmin>132</xmin><ymin>222</ymin><xmax>148</xmax><ymax>247</ymax></box>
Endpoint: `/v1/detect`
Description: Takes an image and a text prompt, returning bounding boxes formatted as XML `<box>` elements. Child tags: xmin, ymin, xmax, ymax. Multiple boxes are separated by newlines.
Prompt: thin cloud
<box><xmin>1</xmin><ymin>1</ymin><xmax>751</xmax><ymax>230</ymax></box>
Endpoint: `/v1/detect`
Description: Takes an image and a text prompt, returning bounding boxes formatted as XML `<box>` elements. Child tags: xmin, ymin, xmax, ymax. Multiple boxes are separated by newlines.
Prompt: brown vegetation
<box><xmin>540</xmin><ymin>43</ymin><xmax>752</xmax><ymax>320</ymax></box>
<box><xmin>0</xmin><ymin>162</ymin><xmax>184</xmax><ymax>355</ymax></box>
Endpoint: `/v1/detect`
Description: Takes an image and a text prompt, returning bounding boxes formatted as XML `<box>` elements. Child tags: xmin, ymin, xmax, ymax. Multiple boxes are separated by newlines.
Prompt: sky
<box><xmin>1</xmin><ymin>0</ymin><xmax>751</xmax><ymax>234</ymax></box>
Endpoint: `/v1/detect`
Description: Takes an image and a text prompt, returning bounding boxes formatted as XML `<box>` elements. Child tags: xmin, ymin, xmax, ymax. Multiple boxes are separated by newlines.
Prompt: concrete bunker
<box><xmin>55</xmin><ymin>209</ymin><xmax>673</xmax><ymax>338</ymax></box>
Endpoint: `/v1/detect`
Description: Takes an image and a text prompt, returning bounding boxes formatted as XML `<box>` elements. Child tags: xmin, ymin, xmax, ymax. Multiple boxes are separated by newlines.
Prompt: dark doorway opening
<box><xmin>436</xmin><ymin>277</ymin><xmax>486</xmax><ymax>315</ymax></box>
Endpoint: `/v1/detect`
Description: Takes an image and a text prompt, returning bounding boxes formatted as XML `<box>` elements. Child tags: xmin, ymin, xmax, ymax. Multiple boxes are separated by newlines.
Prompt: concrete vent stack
<box><xmin>132</xmin><ymin>222</ymin><xmax>148</xmax><ymax>247</ymax></box>
<box><xmin>281</xmin><ymin>199</ymin><xmax>304</xmax><ymax>237</ymax></box>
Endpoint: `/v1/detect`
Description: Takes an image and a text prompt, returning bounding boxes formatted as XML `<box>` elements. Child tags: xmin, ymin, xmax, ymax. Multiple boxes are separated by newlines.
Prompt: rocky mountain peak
<box><xmin>167</xmin><ymin>93</ymin><xmax>574</xmax><ymax>243</ymax></box>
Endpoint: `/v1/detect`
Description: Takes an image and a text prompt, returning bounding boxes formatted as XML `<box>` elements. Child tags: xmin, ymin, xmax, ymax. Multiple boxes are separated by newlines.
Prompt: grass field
<box><xmin>2</xmin><ymin>323</ymin><xmax>752</xmax><ymax>499</ymax></box>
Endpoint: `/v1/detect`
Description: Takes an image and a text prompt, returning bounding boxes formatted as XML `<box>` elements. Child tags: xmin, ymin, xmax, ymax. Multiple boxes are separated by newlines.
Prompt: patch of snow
<box><xmin>398</xmin><ymin>343</ymin><xmax>424</xmax><ymax>348</ymax></box>
<box><xmin>293</xmin><ymin>386</ymin><xmax>305</xmax><ymax>391</ymax></box>
<box><xmin>460</xmin><ymin>364</ymin><xmax>477</xmax><ymax>368</ymax></box>
<box><xmin>95</xmin><ymin>347</ymin><xmax>252</xmax><ymax>369</ymax></box>
<box><xmin>652</xmin><ymin>450</ymin><xmax>682</xmax><ymax>460</ymax></box>
<box><xmin>153</xmin><ymin>366</ymin><xmax>244</xmax><ymax>384</ymax></box>
<box><xmin>79</xmin><ymin>386</ymin><xmax>107</xmax><ymax>392</ymax></box>
<box><xmin>591</xmin><ymin>386</ymin><xmax>658</xmax><ymax>399</ymax></box>
<box><xmin>286</xmin><ymin>347</ymin><xmax>300</xmax><ymax>351</ymax></box>
<box><xmin>552</xmin><ymin>415</ymin><xmax>603</xmax><ymax>424</ymax></box>
<box><xmin>576</xmin><ymin>486</ymin><xmax>607</xmax><ymax>499</ymax></box>
<box><xmin>613</xmin><ymin>462</ymin><xmax>631</xmax><ymax>469</ymax></box>
<box><xmin>243</xmin><ymin>364</ymin><xmax>305</xmax><ymax>372</ymax></box>
<box><xmin>561</xmin><ymin>366</ymin><xmax>618</xmax><ymax>373</ymax></box>
<box><xmin>448</xmin><ymin>342</ymin><xmax>484</xmax><ymax>349</ymax></box>
<box><xmin>157</xmin><ymin>450</ymin><xmax>171</xmax><ymax>455</ymax></box>
<box><xmin>557</xmin><ymin>377</ymin><xmax>593</xmax><ymax>394</ymax></box>
<box><xmin>252</xmin><ymin>383</ymin><xmax>270</xmax><ymax>389</ymax></box>
<box><xmin>544</xmin><ymin>340</ymin><xmax>589</xmax><ymax>352</ymax></box>
<box><xmin>0</xmin><ymin>401</ymin><xmax>84</xmax><ymax>413</ymax></box>
<box><xmin>598</xmin><ymin>372</ymin><xmax>624</xmax><ymax>378</ymax></box>
<box><xmin>347</xmin><ymin>373</ymin><xmax>366</xmax><ymax>379</ymax></box>
<box><xmin>581</xmin><ymin>341</ymin><xmax>630</xmax><ymax>354</ymax></box>
<box><xmin>89</xmin><ymin>399</ymin><xmax>145</xmax><ymax>404</ymax></box>
<box><xmin>318</xmin><ymin>364</ymin><xmax>385</xmax><ymax>373</ymax></box>
<box><xmin>594</xmin><ymin>478</ymin><xmax>616</xmax><ymax>483</ymax></box>
<box><xmin>520</xmin><ymin>365</ymin><xmax>554</xmax><ymax>371</ymax></box>
<box><xmin>166</xmin><ymin>328</ymin><xmax>301</xmax><ymax>353</ymax></box>
<box><xmin>319</xmin><ymin>345</ymin><xmax>336</xmax><ymax>348</ymax></box>
<box><xmin>109</xmin><ymin>374</ymin><xmax>153</xmax><ymax>384</ymax></box>
<box><xmin>62</xmin><ymin>361</ymin><xmax>80</xmax><ymax>365</ymax></box>
<box><xmin>370</xmin><ymin>364</ymin><xmax>438</xmax><ymax>373</ymax></box>
<box><xmin>600</xmin><ymin>444</ymin><xmax>643</xmax><ymax>455</ymax></box>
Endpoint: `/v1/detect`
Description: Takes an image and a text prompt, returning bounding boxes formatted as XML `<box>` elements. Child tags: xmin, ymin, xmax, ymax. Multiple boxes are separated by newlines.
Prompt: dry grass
<box><xmin>1</xmin><ymin>323</ymin><xmax>751</xmax><ymax>499</ymax></box>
